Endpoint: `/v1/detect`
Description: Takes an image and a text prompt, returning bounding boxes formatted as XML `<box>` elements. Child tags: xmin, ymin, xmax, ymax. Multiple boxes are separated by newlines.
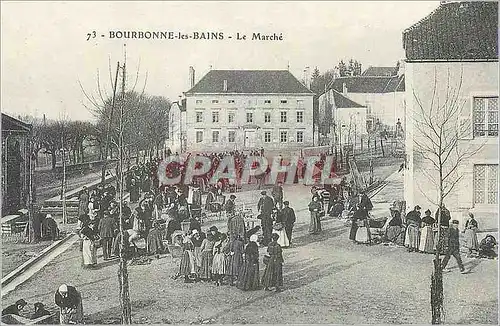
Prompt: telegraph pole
<box><xmin>101</xmin><ymin>62</ymin><xmax>121</xmax><ymax>183</ymax></box>
<box><xmin>61</xmin><ymin>125</ymin><xmax>67</xmax><ymax>224</ymax></box>
<box><xmin>117</xmin><ymin>52</ymin><xmax>132</xmax><ymax>323</ymax></box>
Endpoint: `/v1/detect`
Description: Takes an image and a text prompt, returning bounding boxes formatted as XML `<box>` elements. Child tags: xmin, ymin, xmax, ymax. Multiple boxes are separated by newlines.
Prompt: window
<box><xmin>212</xmin><ymin>131</ymin><xmax>220</xmax><ymax>143</ymax></box>
<box><xmin>228</xmin><ymin>100</ymin><xmax>235</xmax><ymax>104</ymax></box>
<box><xmin>212</xmin><ymin>111</ymin><xmax>219</xmax><ymax>123</ymax></box>
<box><xmin>296</xmin><ymin>131</ymin><xmax>304</xmax><ymax>143</ymax></box>
<box><xmin>196</xmin><ymin>100</ymin><xmax>203</xmax><ymax>104</ymax></box>
<box><xmin>280</xmin><ymin>130</ymin><xmax>288</xmax><ymax>143</ymax></box>
<box><xmin>212</xmin><ymin>100</ymin><xmax>219</xmax><ymax>104</ymax></box>
<box><xmin>296</xmin><ymin>111</ymin><xmax>304</xmax><ymax>123</ymax></box>
<box><xmin>246</xmin><ymin>112</ymin><xmax>253</xmax><ymax>123</ymax></box>
<box><xmin>473</xmin><ymin>97</ymin><xmax>498</xmax><ymax>137</ymax></box>
<box><xmin>228</xmin><ymin>130</ymin><xmax>236</xmax><ymax>143</ymax></box>
<box><xmin>264</xmin><ymin>100</ymin><xmax>271</xmax><ymax>104</ymax></box>
<box><xmin>228</xmin><ymin>112</ymin><xmax>235</xmax><ymax>123</ymax></box>
<box><xmin>264</xmin><ymin>131</ymin><xmax>272</xmax><ymax>143</ymax></box>
<box><xmin>297</xmin><ymin>100</ymin><xmax>304</xmax><ymax>108</ymax></box>
<box><xmin>473</xmin><ymin>164</ymin><xmax>498</xmax><ymax>204</ymax></box>
<box><xmin>196</xmin><ymin>112</ymin><xmax>203</xmax><ymax>123</ymax></box>
<box><xmin>196</xmin><ymin>131</ymin><xmax>203</xmax><ymax>143</ymax></box>
<box><xmin>281</xmin><ymin>100</ymin><xmax>288</xmax><ymax>104</ymax></box>
<box><xmin>264</xmin><ymin>112</ymin><xmax>271</xmax><ymax>123</ymax></box>
<box><xmin>280</xmin><ymin>111</ymin><xmax>287</xmax><ymax>123</ymax></box>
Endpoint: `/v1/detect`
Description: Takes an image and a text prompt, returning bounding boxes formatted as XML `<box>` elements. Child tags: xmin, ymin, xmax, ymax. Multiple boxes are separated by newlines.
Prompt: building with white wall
<box><xmin>165</xmin><ymin>99</ymin><xmax>186</xmax><ymax>154</ymax></box>
<box><xmin>183</xmin><ymin>69</ymin><xmax>314</xmax><ymax>153</ymax></box>
<box><xmin>403</xmin><ymin>1</ymin><xmax>498</xmax><ymax>234</ymax></box>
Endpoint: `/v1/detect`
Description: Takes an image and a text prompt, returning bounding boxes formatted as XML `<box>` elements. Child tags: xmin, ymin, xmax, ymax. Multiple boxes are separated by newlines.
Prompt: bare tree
<box><xmin>411</xmin><ymin>67</ymin><xmax>483</xmax><ymax>324</ymax></box>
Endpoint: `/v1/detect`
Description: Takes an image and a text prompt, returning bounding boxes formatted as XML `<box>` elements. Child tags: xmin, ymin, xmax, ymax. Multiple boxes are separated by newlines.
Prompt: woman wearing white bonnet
<box><xmin>249</xmin><ymin>234</ymin><xmax>259</xmax><ymax>244</ymax></box>
<box><xmin>54</xmin><ymin>284</ymin><xmax>83</xmax><ymax>324</ymax></box>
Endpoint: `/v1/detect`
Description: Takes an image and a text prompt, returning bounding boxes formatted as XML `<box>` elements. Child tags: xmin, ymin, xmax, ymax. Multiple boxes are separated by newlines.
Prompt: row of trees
<box><xmin>21</xmin><ymin>92</ymin><xmax>171</xmax><ymax>170</ymax></box>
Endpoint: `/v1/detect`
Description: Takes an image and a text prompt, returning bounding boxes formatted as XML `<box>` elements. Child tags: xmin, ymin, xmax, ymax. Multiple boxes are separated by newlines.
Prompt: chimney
<box><xmin>189</xmin><ymin>66</ymin><xmax>195</xmax><ymax>88</ymax></box>
<box><xmin>342</xmin><ymin>83</ymin><xmax>348</xmax><ymax>95</ymax></box>
<box><xmin>223</xmin><ymin>79</ymin><xmax>228</xmax><ymax>92</ymax></box>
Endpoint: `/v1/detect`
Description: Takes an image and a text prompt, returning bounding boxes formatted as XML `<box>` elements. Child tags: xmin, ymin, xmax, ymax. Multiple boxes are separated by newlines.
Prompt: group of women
<box><xmin>385</xmin><ymin>204</ymin><xmax>484</xmax><ymax>256</ymax></box>
<box><xmin>175</xmin><ymin>227</ymin><xmax>285</xmax><ymax>292</ymax></box>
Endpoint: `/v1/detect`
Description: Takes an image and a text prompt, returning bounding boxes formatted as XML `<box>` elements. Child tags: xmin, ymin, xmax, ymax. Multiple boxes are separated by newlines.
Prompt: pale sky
<box><xmin>1</xmin><ymin>1</ymin><xmax>440</xmax><ymax>121</ymax></box>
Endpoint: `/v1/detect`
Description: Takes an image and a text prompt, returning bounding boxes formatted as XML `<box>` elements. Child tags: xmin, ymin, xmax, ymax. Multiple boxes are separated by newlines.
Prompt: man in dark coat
<box><xmin>2</xmin><ymin>299</ymin><xmax>27</xmax><ymax>316</ymax></box>
<box><xmin>281</xmin><ymin>201</ymin><xmax>296</xmax><ymax>245</ymax></box>
<box><xmin>435</xmin><ymin>204</ymin><xmax>451</xmax><ymax>226</ymax></box>
<box><xmin>257</xmin><ymin>191</ymin><xmax>274</xmax><ymax>246</ymax></box>
<box><xmin>271</xmin><ymin>182</ymin><xmax>284</xmax><ymax>210</ymax></box>
<box><xmin>225</xmin><ymin>194</ymin><xmax>236</xmax><ymax>216</ymax></box>
<box><xmin>441</xmin><ymin>220</ymin><xmax>466</xmax><ymax>274</ymax></box>
<box><xmin>99</xmin><ymin>212</ymin><xmax>117</xmax><ymax>260</ymax></box>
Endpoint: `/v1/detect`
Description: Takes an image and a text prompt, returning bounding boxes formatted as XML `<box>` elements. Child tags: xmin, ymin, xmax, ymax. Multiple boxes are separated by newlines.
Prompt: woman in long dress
<box><xmin>80</xmin><ymin>223</ymin><xmax>97</xmax><ymax>268</ymax></box>
<box><xmin>419</xmin><ymin>209</ymin><xmax>435</xmax><ymax>253</ymax></box>
<box><xmin>178</xmin><ymin>233</ymin><xmax>197</xmax><ymax>282</ymax></box>
<box><xmin>464</xmin><ymin>213</ymin><xmax>479</xmax><ymax>255</ymax></box>
<box><xmin>261</xmin><ymin>233</ymin><xmax>284</xmax><ymax>292</ymax></box>
<box><xmin>211</xmin><ymin>234</ymin><xmax>228</xmax><ymax>286</ymax></box>
<box><xmin>272</xmin><ymin>209</ymin><xmax>289</xmax><ymax>248</ymax></box>
<box><xmin>354</xmin><ymin>208</ymin><xmax>371</xmax><ymax>244</ymax></box>
<box><xmin>237</xmin><ymin>234</ymin><xmax>260</xmax><ymax>291</ymax></box>
<box><xmin>199</xmin><ymin>229</ymin><xmax>216</xmax><ymax>281</ymax></box>
<box><xmin>227</xmin><ymin>235</ymin><xmax>244</xmax><ymax>286</ymax></box>
<box><xmin>308</xmin><ymin>196</ymin><xmax>322</xmax><ymax>235</ymax></box>
<box><xmin>404</xmin><ymin>206</ymin><xmax>421</xmax><ymax>252</ymax></box>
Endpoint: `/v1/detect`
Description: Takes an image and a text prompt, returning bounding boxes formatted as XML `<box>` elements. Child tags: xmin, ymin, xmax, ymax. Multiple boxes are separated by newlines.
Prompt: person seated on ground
<box><xmin>2</xmin><ymin>299</ymin><xmax>27</xmax><ymax>316</ymax></box>
<box><xmin>31</xmin><ymin>302</ymin><xmax>53</xmax><ymax>324</ymax></box>
<box><xmin>479</xmin><ymin>235</ymin><xmax>497</xmax><ymax>259</ymax></box>
<box><xmin>54</xmin><ymin>284</ymin><xmax>83</xmax><ymax>325</ymax></box>
<box><xmin>385</xmin><ymin>203</ymin><xmax>404</xmax><ymax>245</ymax></box>
<box><xmin>41</xmin><ymin>214</ymin><xmax>60</xmax><ymax>241</ymax></box>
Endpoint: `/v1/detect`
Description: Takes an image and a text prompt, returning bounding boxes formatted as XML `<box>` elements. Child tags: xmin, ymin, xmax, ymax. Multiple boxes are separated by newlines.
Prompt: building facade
<box><xmin>183</xmin><ymin>70</ymin><xmax>314</xmax><ymax>153</ymax></box>
<box><xmin>318</xmin><ymin>88</ymin><xmax>367</xmax><ymax>148</ymax></box>
<box><xmin>1</xmin><ymin>113</ymin><xmax>32</xmax><ymax>216</ymax></box>
<box><xmin>327</xmin><ymin>71</ymin><xmax>405</xmax><ymax>130</ymax></box>
<box><xmin>403</xmin><ymin>1</ymin><xmax>498</xmax><ymax>234</ymax></box>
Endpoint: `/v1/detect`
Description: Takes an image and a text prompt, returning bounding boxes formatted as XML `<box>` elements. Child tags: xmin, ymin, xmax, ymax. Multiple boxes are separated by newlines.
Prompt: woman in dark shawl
<box><xmin>237</xmin><ymin>234</ymin><xmax>260</xmax><ymax>291</ymax></box>
<box><xmin>261</xmin><ymin>233</ymin><xmax>284</xmax><ymax>292</ymax></box>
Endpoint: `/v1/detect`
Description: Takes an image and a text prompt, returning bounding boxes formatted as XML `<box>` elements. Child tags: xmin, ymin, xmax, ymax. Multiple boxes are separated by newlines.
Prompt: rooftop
<box><xmin>331</xmin><ymin>89</ymin><xmax>365</xmax><ymax>108</ymax></box>
<box><xmin>185</xmin><ymin>70</ymin><xmax>313</xmax><ymax>95</ymax></box>
<box><xmin>327</xmin><ymin>75</ymin><xmax>405</xmax><ymax>94</ymax></box>
<box><xmin>1</xmin><ymin>113</ymin><xmax>32</xmax><ymax>133</ymax></box>
<box><xmin>403</xmin><ymin>1</ymin><xmax>498</xmax><ymax>61</ymax></box>
<box><xmin>361</xmin><ymin>66</ymin><xmax>398</xmax><ymax>77</ymax></box>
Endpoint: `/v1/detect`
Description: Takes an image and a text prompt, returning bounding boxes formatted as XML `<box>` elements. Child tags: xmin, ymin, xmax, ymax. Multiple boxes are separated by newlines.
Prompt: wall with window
<box><xmin>404</xmin><ymin>61</ymin><xmax>498</xmax><ymax>232</ymax></box>
<box><xmin>184</xmin><ymin>94</ymin><xmax>313</xmax><ymax>151</ymax></box>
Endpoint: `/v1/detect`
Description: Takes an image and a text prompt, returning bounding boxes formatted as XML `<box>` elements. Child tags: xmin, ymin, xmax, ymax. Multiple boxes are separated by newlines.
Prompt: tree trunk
<box><xmin>51</xmin><ymin>152</ymin><xmax>57</xmax><ymax>170</ymax></box>
<box><xmin>80</xmin><ymin>144</ymin><xmax>85</xmax><ymax>163</ymax></box>
<box><xmin>380</xmin><ymin>138</ymin><xmax>385</xmax><ymax>157</ymax></box>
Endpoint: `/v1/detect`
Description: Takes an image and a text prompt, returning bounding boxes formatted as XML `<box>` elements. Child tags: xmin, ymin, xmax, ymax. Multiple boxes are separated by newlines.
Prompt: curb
<box><xmin>1</xmin><ymin>233</ymin><xmax>77</xmax><ymax>287</ymax></box>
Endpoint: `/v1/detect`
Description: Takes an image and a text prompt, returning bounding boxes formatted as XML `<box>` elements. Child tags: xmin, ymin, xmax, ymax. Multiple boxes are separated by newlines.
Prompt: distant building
<box><xmin>327</xmin><ymin>69</ymin><xmax>405</xmax><ymax>129</ymax></box>
<box><xmin>1</xmin><ymin>113</ymin><xmax>32</xmax><ymax>216</ymax></box>
<box><xmin>166</xmin><ymin>99</ymin><xmax>187</xmax><ymax>154</ymax></box>
<box><xmin>318</xmin><ymin>88</ymin><xmax>367</xmax><ymax>148</ymax></box>
<box><xmin>403</xmin><ymin>1</ymin><xmax>498</xmax><ymax>233</ymax></box>
<box><xmin>183</xmin><ymin>69</ymin><xmax>314</xmax><ymax>152</ymax></box>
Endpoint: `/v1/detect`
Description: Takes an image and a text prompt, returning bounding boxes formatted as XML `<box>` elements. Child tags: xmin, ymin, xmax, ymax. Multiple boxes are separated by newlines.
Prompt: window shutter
<box><xmin>459</xmin><ymin>116</ymin><xmax>473</xmax><ymax>140</ymax></box>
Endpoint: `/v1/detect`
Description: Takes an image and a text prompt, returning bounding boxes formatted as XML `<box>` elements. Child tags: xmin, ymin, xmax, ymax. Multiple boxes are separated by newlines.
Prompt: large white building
<box><xmin>403</xmin><ymin>1</ymin><xmax>498</xmax><ymax>235</ymax></box>
<box><xmin>182</xmin><ymin>69</ymin><xmax>314</xmax><ymax>153</ymax></box>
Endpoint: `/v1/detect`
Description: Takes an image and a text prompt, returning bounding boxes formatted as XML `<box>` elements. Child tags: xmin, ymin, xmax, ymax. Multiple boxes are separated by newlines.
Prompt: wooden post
<box><xmin>118</xmin><ymin>58</ymin><xmax>132</xmax><ymax>324</ymax></box>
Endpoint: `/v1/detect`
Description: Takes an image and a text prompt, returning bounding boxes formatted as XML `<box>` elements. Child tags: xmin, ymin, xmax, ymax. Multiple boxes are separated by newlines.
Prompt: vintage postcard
<box><xmin>1</xmin><ymin>1</ymin><xmax>498</xmax><ymax>325</ymax></box>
